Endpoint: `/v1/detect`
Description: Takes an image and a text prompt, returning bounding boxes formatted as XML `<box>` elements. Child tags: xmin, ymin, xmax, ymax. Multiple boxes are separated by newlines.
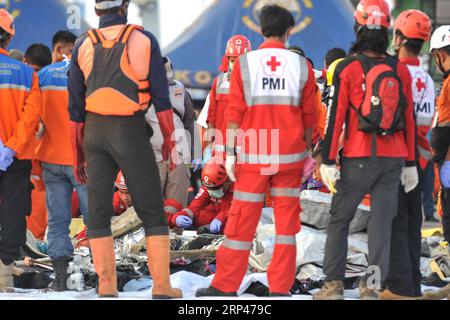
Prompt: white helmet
<box><xmin>430</xmin><ymin>25</ymin><xmax>450</xmax><ymax>52</ymax></box>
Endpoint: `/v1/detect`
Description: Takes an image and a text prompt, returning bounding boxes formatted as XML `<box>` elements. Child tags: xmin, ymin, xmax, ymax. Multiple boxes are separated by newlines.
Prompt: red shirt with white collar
<box><xmin>400</xmin><ymin>57</ymin><xmax>436</xmax><ymax>170</ymax></box>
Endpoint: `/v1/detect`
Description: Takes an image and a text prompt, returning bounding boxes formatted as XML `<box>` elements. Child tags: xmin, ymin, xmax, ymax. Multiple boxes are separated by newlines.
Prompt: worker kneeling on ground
<box><xmin>68</xmin><ymin>0</ymin><xmax>181</xmax><ymax>299</ymax></box>
<box><xmin>170</xmin><ymin>158</ymin><xmax>233</xmax><ymax>233</ymax></box>
<box><xmin>197</xmin><ymin>4</ymin><xmax>317</xmax><ymax>297</ymax></box>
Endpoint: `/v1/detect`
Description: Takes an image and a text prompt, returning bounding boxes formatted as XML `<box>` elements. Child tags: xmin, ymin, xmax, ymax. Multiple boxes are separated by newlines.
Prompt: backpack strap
<box><xmin>356</xmin><ymin>54</ymin><xmax>374</xmax><ymax>75</ymax></box>
<box><xmin>118</xmin><ymin>24</ymin><xmax>144</xmax><ymax>44</ymax></box>
<box><xmin>87</xmin><ymin>29</ymin><xmax>106</xmax><ymax>45</ymax></box>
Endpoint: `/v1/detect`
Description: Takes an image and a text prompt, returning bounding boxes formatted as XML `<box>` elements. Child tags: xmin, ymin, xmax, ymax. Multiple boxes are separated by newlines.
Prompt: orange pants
<box><xmin>26</xmin><ymin>189</ymin><xmax>48</xmax><ymax>240</ymax></box>
<box><xmin>211</xmin><ymin>167</ymin><xmax>303</xmax><ymax>294</ymax></box>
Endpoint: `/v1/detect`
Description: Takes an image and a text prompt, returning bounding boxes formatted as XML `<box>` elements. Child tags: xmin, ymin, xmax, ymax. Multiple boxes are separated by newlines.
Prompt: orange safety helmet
<box><xmin>354</xmin><ymin>0</ymin><xmax>391</xmax><ymax>29</ymax></box>
<box><xmin>0</xmin><ymin>9</ymin><xmax>15</xmax><ymax>37</ymax></box>
<box><xmin>394</xmin><ymin>10</ymin><xmax>431</xmax><ymax>41</ymax></box>
<box><xmin>225</xmin><ymin>35</ymin><xmax>252</xmax><ymax>58</ymax></box>
<box><xmin>115</xmin><ymin>171</ymin><xmax>127</xmax><ymax>190</ymax></box>
<box><xmin>202</xmin><ymin>158</ymin><xmax>228</xmax><ymax>188</ymax></box>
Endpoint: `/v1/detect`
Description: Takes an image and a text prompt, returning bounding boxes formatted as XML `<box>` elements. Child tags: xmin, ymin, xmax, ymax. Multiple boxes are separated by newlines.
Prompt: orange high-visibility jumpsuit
<box><xmin>210</xmin><ymin>40</ymin><xmax>317</xmax><ymax>294</ymax></box>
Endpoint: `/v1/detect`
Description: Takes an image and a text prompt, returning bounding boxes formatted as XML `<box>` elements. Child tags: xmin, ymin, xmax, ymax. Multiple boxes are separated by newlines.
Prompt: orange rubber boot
<box><xmin>90</xmin><ymin>237</ymin><xmax>118</xmax><ymax>298</ymax></box>
<box><xmin>146</xmin><ymin>236</ymin><xmax>183</xmax><ymax>299</ymax></box>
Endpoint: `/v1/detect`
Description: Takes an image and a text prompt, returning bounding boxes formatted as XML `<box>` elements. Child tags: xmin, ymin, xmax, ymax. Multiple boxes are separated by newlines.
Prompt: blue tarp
<box><xmin>164</xmin><ymin>0</ymin><xmax>356</xmax><ymax>89</ymax></box>
<box><xmin>1</xmin><ymin>0</ymin><xmax>89</xmax><ymax>52</ymax></box>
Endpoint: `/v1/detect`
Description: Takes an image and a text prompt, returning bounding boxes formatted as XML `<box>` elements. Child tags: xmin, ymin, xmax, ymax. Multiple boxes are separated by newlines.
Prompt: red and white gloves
<box><xmin>70</xmin><ymin>121</ymin><xmax>87</xmax><ymax>184</ymax></box>
<box><xmin>156</xmin><ymin>109</ymin><xmax>178</xmax><ymax>171</ymax></box>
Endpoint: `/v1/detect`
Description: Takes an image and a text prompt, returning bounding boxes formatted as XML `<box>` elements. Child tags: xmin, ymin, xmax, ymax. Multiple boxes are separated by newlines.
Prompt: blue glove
<box><xmin>202</xmin><ymin>146</ymin><xmax>212</xmax><ymax>168</ymax></box>
<box><xmin>209</xmin><ymin>219</ymin><xmax>222</xmax><ymax>234</ymax></box>
<box><xmin>441</xmin><ymin>161</ymin><xmax>450</xmax><ymax>189</ymax></box>
<box><xmin>0</xmin><ymin>140</ymin><xmax>15</xmax><ymax>172</ymax></box>
<box><xmin>176</xmin><ymin>216</ymin><xmax>193</xmax><ymax>228</ymax></box>
<box><xmin>192</xmin><ymin>159</ymin><xmax>202</xmax><ymax>172</ymax></box>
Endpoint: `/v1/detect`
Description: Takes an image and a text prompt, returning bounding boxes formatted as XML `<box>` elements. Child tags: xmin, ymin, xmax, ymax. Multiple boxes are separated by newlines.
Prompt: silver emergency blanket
<box><xmin>250</xmin><ymin>207</ymin><xmax>369</xmax><ymax>279</ymax></box>
<box><xmin>300</xmin><ymin>190</ymin><xmax>370</xmax><ymax>234</ymax></box>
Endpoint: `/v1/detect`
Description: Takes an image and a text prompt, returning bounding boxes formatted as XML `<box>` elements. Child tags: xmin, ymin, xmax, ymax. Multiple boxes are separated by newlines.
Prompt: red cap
<box><xmin>225</xmin><ymin>35</ymin><xmax>252</xmax><ymax>58</ymax></box>
<box><xmin>354</xmin><ymin>0</ymin><xmax>391</xmax><ymax>29</ymax></box>
<box><xmin>394</xmin><ymin>9</ymin><xmax>431</xmax><ymax>41</ymax></box>
<box><xmin>0</xmin><ymin>9</ymin><xmax>15</xmax><ymax>37</ymax></box>
<box><xmin>115</xmin><ymin>171</ymin><xmax>127</xmax><ymax>190</ymax></box>
<box><xmin>202</xmin><ymin>157</ymin><xmax>228</xmax><ymax>188</ymax></box>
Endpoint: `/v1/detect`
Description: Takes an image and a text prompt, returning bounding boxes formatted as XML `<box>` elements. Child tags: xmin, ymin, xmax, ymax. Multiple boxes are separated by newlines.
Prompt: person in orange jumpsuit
<box><xmin>0</xmin><ymin>9</ymin><xmax>42</xmax><ymax>290</ymax></box>
<box><xmin>206</xmin><ymin>35</ymin><xmax>252</xmax><ymax>159</ymax></box>
<box><xmin>197</xmin><ymin>5</ymin><xmax>317</xmax><ymax>297</ymax></box>
<box><xmin>170</xmin><ymin>158</ymin><xmax>233</xmax><ymax>233</ymax></box>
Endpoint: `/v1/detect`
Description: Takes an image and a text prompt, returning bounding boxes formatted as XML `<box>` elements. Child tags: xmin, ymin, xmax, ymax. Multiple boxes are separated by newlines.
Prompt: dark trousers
<box><xmin>442</xmin><ymin>187</ymin><xmax>450</xmax><ymax>242</ymax></box>
<box><xmin>422</xmin><ymin>162</ymin><xmax>435</xmax><ymax>219</ymax></box>
<box><xmin>323</xmin><ymin>157</ymin><xmax>403</xmax><ymax>284</ymax></box>
<box><xmin>0</xmin><ymin>159</ymin><xmax>32</xmax><ymax>263</ymax></box>
<box><xmin>385</xmin><ymin>166</ymin><xmax>423</xmax><ymax>297</ymax></box>
<box><xmin>84</xmin><ymin>112</ymin><xmax>168</xmax><ymax>239</ymax></box>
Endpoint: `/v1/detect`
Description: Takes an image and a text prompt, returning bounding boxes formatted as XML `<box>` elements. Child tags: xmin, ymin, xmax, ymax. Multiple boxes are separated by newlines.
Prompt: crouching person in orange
<box><xmin>113</xmin><ymin>171</ymin><xmax>133</xmax><ymax>215</ymax></box>
<box><xmin>196</xmin><ymin>5</ymin><xmax>316</xmax><ymax>297</ymax></box>
<box><xmin>170</xmin><ymin>158</ymin><xmax>233</xmax><ymax>233</ymax></box>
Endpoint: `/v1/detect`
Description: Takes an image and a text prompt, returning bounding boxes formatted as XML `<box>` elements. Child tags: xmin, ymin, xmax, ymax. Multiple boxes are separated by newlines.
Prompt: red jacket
<box><xmin>227</xmin><ymin>40</ymin><xmax>317</xmax><ymax>173</ymax></box>
<box><xmin>400</xmin><ymin>57</ymin><xmax>435</xmax><ymax>170</ymax></box>
<box><xmin>113</xmin><ymin>191</ymin><xmax>129</xmax><ymax>216</ymax></box>
<box><xmin>207</xmin><ymin>73</ymin><xmax>230</xmax><ymax>151</ymax></box>
<box><xmin>171</xmin><ymin>186</ymin><xmax>233</xmax><ymax>228</ymax></box>
<box><xmin>322</xmin><ymin>56</ymin><xmax>416</xmax><ymax>166</ymax></box>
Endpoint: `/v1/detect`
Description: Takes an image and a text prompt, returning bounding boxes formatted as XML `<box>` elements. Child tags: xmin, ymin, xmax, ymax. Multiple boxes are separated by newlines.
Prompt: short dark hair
<box><xmin>350</xmin><ymin>23</ymin><xmax>389</xmax><ymax>56</ymax></box>
<box><xmin>443</xmin><ymin>46</ymin><xmax>450</xmax><ymax>55</ymax></box>
<box><xmin>325</xmin><ymin>48</ymin><xmax>347</xmax><ymax>68</ymax></box>
<box><xmin>52</xmin><ymin>31</ymin><xmax>77</xmax><ymax>49</ymax></box>
<box><xmin>0</xmin><ymin>27</ymin><xmax>11</xmax><ymax>48</ymax></box>
<box><xmin>260</xmin><ymin>5</ymin><xmax>295</xmax><ymax>38</ymax></box>
<box><xmin>289</xmin><ymin>46</ymin><xmax>305</xmax><ymax>57</ymax></box>
<box><xmin>394</xmin><ymin>30</ymin><xmax>424</xmax><ymax>56</ymax></box>
<box><xmin>24</xmin><ymin>43</ymin><xmax>52</xmax><ymax>69</ymax></box>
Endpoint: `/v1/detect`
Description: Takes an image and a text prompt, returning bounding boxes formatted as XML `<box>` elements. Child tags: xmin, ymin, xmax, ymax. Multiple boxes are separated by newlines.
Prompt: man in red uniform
<box><xmin>314</xmin><ymin>0</ymin><xmax>417</xmax><ymax>300</ymax></box>
<box><xmin>170</xmin><ymin>158</ymin><xmax>232</xmax><ymax>233</ymax></box>
<box><xmin>197</xmin><ymin>5</ymin><xmax>317</xmax><ymax>297</ymax></box>
<box><xmin>381</xmin><ymin>9</ymin><xmax>434</xmax><ymax>300</ymax></box>
<box><xmin>206</xmin><ymin>35</ymin><xmax>252</xmax><ymax>159</ymax></box>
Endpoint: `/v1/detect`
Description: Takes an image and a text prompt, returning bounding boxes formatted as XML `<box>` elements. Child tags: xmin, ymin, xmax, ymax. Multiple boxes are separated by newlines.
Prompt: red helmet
<box><xmin>354</xmin><ymin>0</ymin><xmax>391</xmax><ymax>29</ymax></box>
<box><xmin>225</xmin><ymin>35</ymin><xmax>252</xmax><ymax>58</ymax></box>
<box><xmin>115</xmin><ymin>171</ymin><xmax>127</xmax><ymax>190</ymax></box>
<box><xmin>394</xmin><ymin>10</ymin><xmax>431</xmax><ymax>41</ymax></box>
<box><xmin>164</xmin><ymin>199</ymin><xmax>183</xmax><ymax>214</ymax></box>
<box><xmin>202</xmin><ymin>158</ymin><xmax>228</xmax><ymax>188</ymax></box>
<box><xmin>0</xmin><ymin>9</ymin><xmax>15</xmax><ymax>37</ymax></box>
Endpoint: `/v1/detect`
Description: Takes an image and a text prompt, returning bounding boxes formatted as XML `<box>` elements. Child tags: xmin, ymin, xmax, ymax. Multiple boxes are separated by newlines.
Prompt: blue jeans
<box><xmin>422</xmin><ymin>162</ymin><xmax>435</xmax><ymax>218</ymax></box>
<box><xmin>42</xmin><ymin>163</ymin><xmax>89</xmax><ymax>259</ymax></box>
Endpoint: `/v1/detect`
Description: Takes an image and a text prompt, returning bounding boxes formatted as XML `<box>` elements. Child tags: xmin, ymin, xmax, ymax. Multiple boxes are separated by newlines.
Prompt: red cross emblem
<box><xmin>267</xmin><ymin>56</ymin><xmax>281</xmax><ymax>72</ymax></box>
<box><xmin>416</xmin><ymin>77</ymin><xmax>426</xmax><ymax>93</ymax></box>
<box><xmin>262</xmin><ymin>53</ymin><xmax>286</xmax><ymax>76</ymax></box>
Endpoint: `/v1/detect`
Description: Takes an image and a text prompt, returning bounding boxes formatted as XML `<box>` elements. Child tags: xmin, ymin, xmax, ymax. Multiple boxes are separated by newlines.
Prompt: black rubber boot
<box><xmin>50</xmin><ymin>257</ymin><xmax>70</xmax><ymax>292</ymax></box>
<box><xmin>196</xmin><ymin>286</ymin><xmax>237</xmax><ymax>297</ymax></box>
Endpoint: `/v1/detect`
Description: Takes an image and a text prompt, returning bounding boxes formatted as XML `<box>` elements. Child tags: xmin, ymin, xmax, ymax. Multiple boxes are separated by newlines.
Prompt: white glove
<box><xmin>225</xmin><ymin>155</ymin><xmax>237</xmax><ymax>182</ymax></box>
<box><xmin>400</xmin><ymin>166</ymin><xmax>419</xmax><ymax>193</ymax></box>
<box><xmin>320</xmin><ymin>164</ymin><xmax>340</xmax><ymax>194</ymax></box>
